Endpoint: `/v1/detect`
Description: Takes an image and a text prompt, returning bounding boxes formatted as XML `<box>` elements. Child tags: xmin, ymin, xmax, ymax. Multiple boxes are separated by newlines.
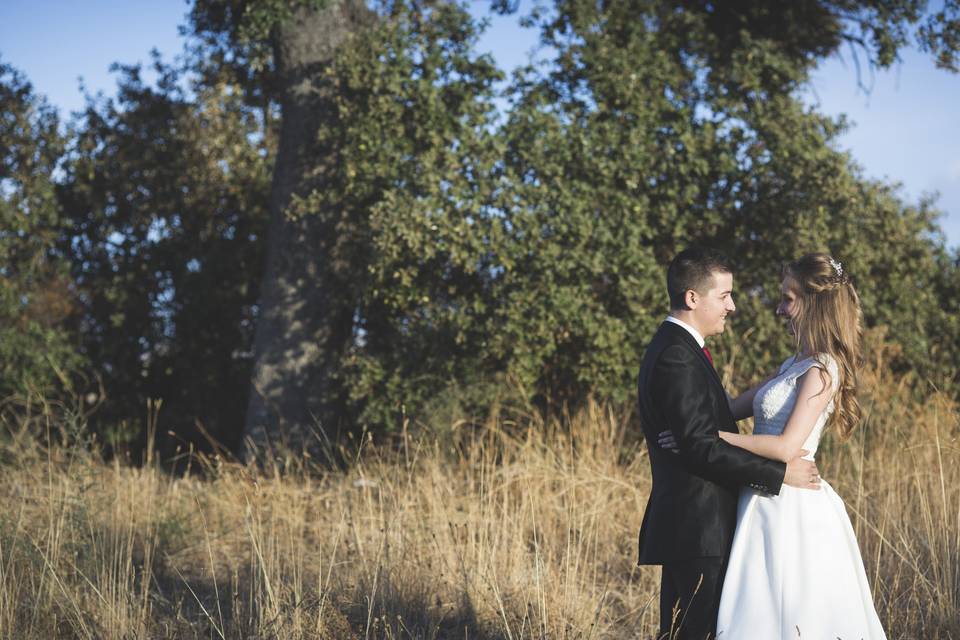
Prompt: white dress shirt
<box><xmin>665</xmin><ymin>315</ymin><xmax>705</xmax><ymax>348</ymax></box>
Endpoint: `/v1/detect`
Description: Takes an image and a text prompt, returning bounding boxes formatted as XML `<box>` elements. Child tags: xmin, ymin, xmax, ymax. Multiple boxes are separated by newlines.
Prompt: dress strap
<box><xmin>792</xmin><ymin>354</ymin><xmax>840</xmax><ymax>392</ymax></box>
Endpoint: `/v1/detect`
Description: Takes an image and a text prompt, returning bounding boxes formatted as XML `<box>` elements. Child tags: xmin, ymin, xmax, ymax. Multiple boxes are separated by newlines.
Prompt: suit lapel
<box><xmin>660</xmin><ymin>322</ymin><xmax>726</xmax><ymax>393</ymax></box>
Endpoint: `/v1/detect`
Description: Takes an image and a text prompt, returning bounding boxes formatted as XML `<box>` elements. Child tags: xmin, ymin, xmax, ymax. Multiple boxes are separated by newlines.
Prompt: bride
<box><xmin>660</xmin><ymin>253</ymin><xmax>886</xmax><ymax>638</ymax></box>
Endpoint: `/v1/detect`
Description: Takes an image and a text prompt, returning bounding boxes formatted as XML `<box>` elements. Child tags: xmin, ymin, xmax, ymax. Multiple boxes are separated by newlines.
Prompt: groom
<box><xmin>636</xmin><ymin>248</ymin><xmax>820</xmax><ymax>640</ymax></box>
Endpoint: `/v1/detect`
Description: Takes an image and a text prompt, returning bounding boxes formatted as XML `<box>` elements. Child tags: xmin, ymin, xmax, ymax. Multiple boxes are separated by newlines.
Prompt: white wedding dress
<box><xmin>716</xmin><ymin>354</ymin><xmax>886</xmax><ymax>639</ymax></box>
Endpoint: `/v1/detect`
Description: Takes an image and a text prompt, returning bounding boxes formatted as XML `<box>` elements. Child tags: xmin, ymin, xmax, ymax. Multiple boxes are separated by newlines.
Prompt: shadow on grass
<box><xmin>148</xmin><ymin>559</ymin><xmax>514</xmax><ymax>640</ymax></box>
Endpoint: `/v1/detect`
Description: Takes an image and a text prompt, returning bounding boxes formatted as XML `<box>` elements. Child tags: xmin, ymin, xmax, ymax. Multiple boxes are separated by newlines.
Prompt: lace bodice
<box><xmin>752</xmin><ymin>354</ymin><xmax>840</xmax><ymax>459</ymax></box>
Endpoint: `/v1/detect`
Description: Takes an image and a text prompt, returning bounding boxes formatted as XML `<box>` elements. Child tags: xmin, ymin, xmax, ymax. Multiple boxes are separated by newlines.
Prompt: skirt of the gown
<box><xmin>716</xmin><ymin>479</ymin><xmax>887</xmax><ymax>639</ymax></box>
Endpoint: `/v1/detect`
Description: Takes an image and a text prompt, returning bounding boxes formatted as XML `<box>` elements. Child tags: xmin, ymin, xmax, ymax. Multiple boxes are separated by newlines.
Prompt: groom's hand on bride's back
<box><xmin>783</xmin><ymin>452</ymin><xmax>821</xmax><ymax>490</ymax></box>
<box><xmin>657</xmin><ymin>431</ymin><xmax>821</xmax><ymax>490</ymax></box>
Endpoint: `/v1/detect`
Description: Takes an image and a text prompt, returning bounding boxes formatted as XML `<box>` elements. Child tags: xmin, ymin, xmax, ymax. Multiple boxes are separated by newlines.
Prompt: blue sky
<box><xmin>2</xmin><ymin>0</ymin><xmax>958</xmax><ymax>248</ymax></box>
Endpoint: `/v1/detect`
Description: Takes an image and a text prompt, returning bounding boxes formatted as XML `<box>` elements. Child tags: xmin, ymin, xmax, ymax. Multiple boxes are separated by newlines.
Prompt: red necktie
<box><xmin>702</xmin><ymin>346</ymin><xmax>714</xmax><ymax>367</ymax></box>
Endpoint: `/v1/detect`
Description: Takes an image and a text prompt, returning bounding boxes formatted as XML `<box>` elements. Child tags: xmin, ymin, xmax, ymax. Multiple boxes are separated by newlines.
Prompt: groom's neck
<box><xmin>668</xmin><ymin>311</ymin><xmax>708</xmax><ymax>340</ymax></box>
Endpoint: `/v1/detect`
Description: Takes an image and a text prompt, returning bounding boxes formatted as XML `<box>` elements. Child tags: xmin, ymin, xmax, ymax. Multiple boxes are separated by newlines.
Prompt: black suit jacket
<box><xmin>636</xmin><ymin>321</ymin><xmax>786</xmax><ymax>564</ymax></box>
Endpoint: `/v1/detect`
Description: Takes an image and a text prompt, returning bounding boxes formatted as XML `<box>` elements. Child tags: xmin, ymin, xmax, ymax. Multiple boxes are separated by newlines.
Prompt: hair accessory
<box><xmin>828</xmin><ymin>257</ymin><xmax>843</xmax><ymax>278</ymax></box>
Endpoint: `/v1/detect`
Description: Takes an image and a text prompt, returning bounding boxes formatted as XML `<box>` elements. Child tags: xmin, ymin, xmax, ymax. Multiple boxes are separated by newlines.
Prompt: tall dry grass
<box><xmin>0</xmin><ymin>349</ymin><xmax>956</xmax><ymax>639</ymax></box>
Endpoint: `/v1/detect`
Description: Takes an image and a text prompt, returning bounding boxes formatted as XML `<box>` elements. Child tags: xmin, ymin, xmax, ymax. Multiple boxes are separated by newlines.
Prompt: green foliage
<box><xmin>489</xmin><ymin>0</ymin><xmax>959</xmax><ymax>403</ymax></box>
<box><xmin>189</xmin><ymin>0</ymin><xmax>333</xmax><ymax>99</ymax></box>
<box><xmin>273</xmin><ymin>0</ymin><xmax>960</xmax><ymax>430</ymax></box>
<box><xmin>191</xmin><ymin>0</ymin><xmax>330</xmax><ymax>44</ymax></box>
<box><xmin>5</xmin><ymin>0</ymin><xmax>960</xmax><ymax>444</ymax></box>
<box><xmin>919</xmin><ymin>1</ymin><xmax>960</xmax><ymax>72</ymax></box>
<box><xmin>0</xmin><ymin>61</ymin><xmax>82</xmax><ymax>400</ymax></box>
<box><xmin>286</xmin><ymin>0</ymin><xmax>506</xmax><ymax>428</ymax></box>
<box><xmin>57</xmin><ymin>55</ymin><xmax>273</xmax><ymax>450</ymax></box>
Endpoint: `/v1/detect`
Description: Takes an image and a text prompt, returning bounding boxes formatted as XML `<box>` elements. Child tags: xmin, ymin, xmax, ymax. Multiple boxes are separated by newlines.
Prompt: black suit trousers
<box><xmin>658</xmin><ymin>556</ymin><xmax>727</xmax><ymax>640</ymax></box>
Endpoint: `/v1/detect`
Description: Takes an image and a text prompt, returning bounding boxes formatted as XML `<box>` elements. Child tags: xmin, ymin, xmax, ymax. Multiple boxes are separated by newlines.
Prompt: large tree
<box><xmin>190</xmin><ymin>0</ymin><xmax>374</xmax><ymax>453</ymax></box>
<box><xmin>166</xmin><ymin>0</ymin><xmax>958</xmax><ymax>441</ymax></box>
<box><xmin>288</xmin><ymin>1</ymin><xmax>505</xmax><ymax>430</ymax></box>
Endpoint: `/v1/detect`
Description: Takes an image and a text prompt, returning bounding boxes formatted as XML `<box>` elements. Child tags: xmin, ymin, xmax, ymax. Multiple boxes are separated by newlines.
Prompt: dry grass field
<box><xmin>0</xmin><ymin>348</ymin><xmax>957</xmax><ymax>639</ymax></box>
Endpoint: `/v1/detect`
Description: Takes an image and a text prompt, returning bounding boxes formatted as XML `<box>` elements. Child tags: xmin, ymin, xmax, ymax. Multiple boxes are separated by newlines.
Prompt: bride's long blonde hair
<box><xmin>784</xmin><ymin>253</ymin><xmax>863</xmax><ymax>440</ymax></box>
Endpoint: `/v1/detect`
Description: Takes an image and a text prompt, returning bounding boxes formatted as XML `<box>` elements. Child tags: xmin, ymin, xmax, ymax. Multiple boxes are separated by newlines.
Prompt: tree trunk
<box><xmin>244</xmin><ymin>0</ymin><xmax>370</xmax><ymax>457</ymax></box>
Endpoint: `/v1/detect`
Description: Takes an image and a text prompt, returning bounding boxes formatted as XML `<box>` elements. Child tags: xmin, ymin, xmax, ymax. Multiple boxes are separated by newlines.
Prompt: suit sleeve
<box><xmin>651</xmin><ymin>343</ymin><xmax>786</xmax><ymax>495</ymax></box>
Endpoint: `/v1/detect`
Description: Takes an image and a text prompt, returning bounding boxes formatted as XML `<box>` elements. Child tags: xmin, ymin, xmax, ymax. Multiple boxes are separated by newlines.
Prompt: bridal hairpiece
<box><xmin>828</xmin><ymin>257</ymin><xmax>843</xmax><ymax>278</ymax></box>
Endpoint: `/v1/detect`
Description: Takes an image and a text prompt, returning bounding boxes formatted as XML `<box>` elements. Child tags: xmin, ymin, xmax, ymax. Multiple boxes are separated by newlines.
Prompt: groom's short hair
<box><xmin>667</xmin><ymin>248</ymin><xmax>733</xmax><ymax>310</ymax></box>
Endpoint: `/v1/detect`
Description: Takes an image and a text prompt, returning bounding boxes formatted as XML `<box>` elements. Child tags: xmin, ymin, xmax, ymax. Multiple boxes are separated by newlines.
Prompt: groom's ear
<box><xmin>684</xmin><ymin>288</ymin><xmax>698</xmax><ymax>310</ymax></box>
